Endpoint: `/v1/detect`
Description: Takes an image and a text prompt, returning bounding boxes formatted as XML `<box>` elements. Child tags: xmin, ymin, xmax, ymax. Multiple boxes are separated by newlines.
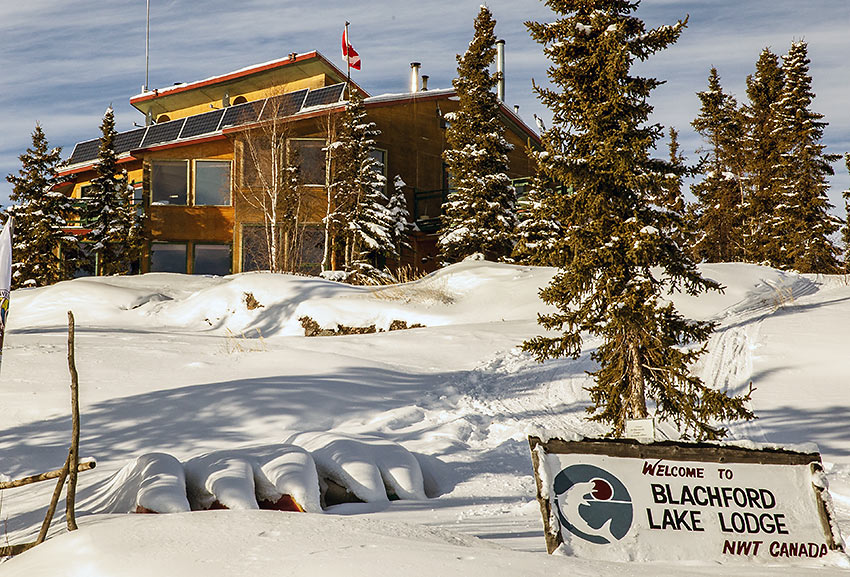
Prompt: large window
<box><xmin>152</xmin><ymin>160</ymin><xmax>188</xmax><ymax>205</ymax></box>
<box><xmin>195</xmin><ymin>160</ymin><xmax>231</xmax><ymax>205</ymax></box>
<box><xmin>151</xmin><ymin>242</ymin><xmax>187</xmax><ymax>273</ymax></box>
<box><xmin>194</xmin><ymin>244</ymin><xmax>231</xmax><ymax>276</ymax></box>
<box><xmin>151</xmin><ymin>159</ymin><xmax>231</xmax><ymax>206</ymax></box>
<box><xmin>290</xmin><ymin>139</ymin><xmax>325</xmax><ymax>186</ymax></box>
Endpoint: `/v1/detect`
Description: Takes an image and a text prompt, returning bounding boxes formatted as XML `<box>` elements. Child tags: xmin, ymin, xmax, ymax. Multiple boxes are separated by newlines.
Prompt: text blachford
<box><xmin>647</xmin><ymin>484</ymin><xmax>789</xmax><ymax>536</ymax></box>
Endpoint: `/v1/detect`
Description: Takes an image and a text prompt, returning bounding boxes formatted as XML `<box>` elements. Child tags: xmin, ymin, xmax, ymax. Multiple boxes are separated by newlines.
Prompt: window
<box><xmin>194</xmin><ymin>244</ymin><xmax>231</xmax><ymax>276</ymax></box>
<box><xmin>152</xmin><ymin>160</ymin><xmax>188</xmax><ymax>205</ymax></box>
<box><xmin>290</xmin><ymin>139</ymin><xmax>325</xmax><ymax>185</ymax></box>
<box><xmin>195</xmin><ymin>160</ymin><xmax>231</xmax><ymax>205</ymax></box>
<box><xmin>150</xmin><ymin>242</ymin><xmax>187</xmax><ymax>273</ymax></box>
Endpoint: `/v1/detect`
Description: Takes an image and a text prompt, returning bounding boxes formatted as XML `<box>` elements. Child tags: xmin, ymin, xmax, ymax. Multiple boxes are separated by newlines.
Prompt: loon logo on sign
<box><xmin>554</xmin><ymin>464</ymin><xmax>633</xmax><ymax>544</ymax></box>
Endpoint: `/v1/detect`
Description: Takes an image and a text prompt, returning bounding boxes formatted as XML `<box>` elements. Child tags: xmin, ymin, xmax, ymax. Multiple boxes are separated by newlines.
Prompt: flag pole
<box><xmin>345</xmin><ymin>21</ymin><xmax>351</xmax><ymax>100</ymax></box>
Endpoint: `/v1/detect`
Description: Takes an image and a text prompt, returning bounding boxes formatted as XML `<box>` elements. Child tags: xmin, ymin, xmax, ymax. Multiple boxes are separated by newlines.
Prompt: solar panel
<box><xmin>141</xmin><ymin>118</ymin><xmax>186</xmax><ymax>147</ymax></box>
<box><xmin>68</xmin><ymin>139</ymin><xmax>100</xmax><ymax>165</ymax></box>
<box><xmin>220</xmin><ymin>100</ymin><xmax>263</xmax><ymax>128</ymax></box>
<box><xmin>113</xmin><ymin>128</ymin><xmax>146</xmax><ymax>154</ymax></box>
<box><xmin>301</xmin><ymin>83</ymin><xmax>346</xmax><ymax>109</ymax></box>
<box><xmin>179</xmin><ymin>109</ymin><xmax>225</xmax><ymax>139</ymax></box>
<box><xmin>260</xmin><ymin>89</ymin><xmax>308</xmax><ymax>120</ymax></box>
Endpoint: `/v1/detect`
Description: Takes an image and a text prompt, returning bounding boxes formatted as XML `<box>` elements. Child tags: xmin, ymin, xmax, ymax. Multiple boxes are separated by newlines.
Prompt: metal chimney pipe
<box><xmin>421</xmin><ymin>75</ymin><xmax>429</xmax><ymax>91</ymax></box>
<box><xmin>410</xmin><ymin>62</ymin><xmax>421</xmax><ymax>93</ymax></box>
<box><xmin>496</xmin><ymin>39</ymin><xmax>505</xmax><ymax>102</ymax></box>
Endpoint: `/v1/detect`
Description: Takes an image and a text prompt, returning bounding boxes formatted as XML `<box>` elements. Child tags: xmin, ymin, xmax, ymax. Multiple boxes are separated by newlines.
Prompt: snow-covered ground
<box><xmin>0</xmin><ymin>261</ymin><xmax>848</xmax><ymax>575</ymax></box>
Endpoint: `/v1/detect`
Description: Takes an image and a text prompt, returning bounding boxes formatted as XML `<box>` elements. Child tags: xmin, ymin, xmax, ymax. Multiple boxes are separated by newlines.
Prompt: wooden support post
<box><xmin>0</xmin><ymin>542</ymin><xmax>37</xmax><ymax>557</ymax></box>
<box><xmin>35</xmin><ymin>453</ymin><xmax>70</xmax><ymax>545</ymax></box>
<box><xmin>0</xmin><ymin>461</ymin><xmax>95</xmax><ymax>490</ymax></box>
<box><xmin>66</xmin><ymin>311</ymin><xmax>80</xmax><ymax>531</ymax></box>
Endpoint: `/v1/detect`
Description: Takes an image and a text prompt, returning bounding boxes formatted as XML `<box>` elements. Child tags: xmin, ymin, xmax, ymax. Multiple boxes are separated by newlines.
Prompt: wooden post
<box><xmin>35</xmin><ymin>453</ymin><xmax>70</xmax><ymax>545</ymax></box>
<box><xmin>0</xmin><ymin>461</ymin><xmax>95</xmax><ymax>490</ymax></box>
<box><xmin>66</xmin><ymin>311</ymin><xmax>80</xmax><ymax>531</ymax></box>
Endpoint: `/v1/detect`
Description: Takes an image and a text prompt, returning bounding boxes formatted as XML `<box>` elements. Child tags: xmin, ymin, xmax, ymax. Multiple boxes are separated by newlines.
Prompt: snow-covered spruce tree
<box><xmin>688</xmin><ymin>68</ymin><xmax>746</xmax><ymax>263</ymax></box>
<box><xmin>523</xmin><ymin>1</ymin><xmax>753</xmax><ymax>439</ymax></box>
<box><xmin>512</xmin><ymin>170</ymin><xmax>568</xmax><ymax>267</ymax></box>
<box><xmin>439</xmin><ymin>5</ymin><xmax>516</xmax><ymax>263</ymax></box>
<box><xmin>841</xmin><ymin>152</ymin><xmax>850</xmax><ymax>274</ymax></box>
<box><xmin>658</xmin><ymin>127</ymin><xmax>689</xmax><ymax>251</ymax></box>
<box><xmin>770</xmin><ymin>41</ymin><xmax>840</xmax><ymax>273</ymax></box>
<box><xmin>4</xmin><ymin>124</ymin><xmax>78</xmax><ymax>287</ymax></box>
<box><xmin>85</xmin><ymin>107</ymin><xmax>142</xmax><ymax>276</ymax></box>
<box><xmin>388</xmin><ymin>175</ymin><xmax>415</xmax><ymax>258</ymax></box>
<box><xmin>741</xmin><ymin>48</ymin><xmax>785</xmax><ymax>265</ymax></box>
<box><xmin>331</xmin><ymin>94</ymin><xmax>396</xmax><ymax>282</ymax></box>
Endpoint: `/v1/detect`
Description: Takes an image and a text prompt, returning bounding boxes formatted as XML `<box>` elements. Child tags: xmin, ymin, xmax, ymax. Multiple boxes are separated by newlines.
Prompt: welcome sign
<box><xmin>529</xmin><ymin>437</ymin><xmax>844</xmax><ymax>563</ymax></box>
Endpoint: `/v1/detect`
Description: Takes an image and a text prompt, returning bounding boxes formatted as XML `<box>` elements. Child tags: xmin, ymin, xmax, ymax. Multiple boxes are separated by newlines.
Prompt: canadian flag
<box><xmin>342</xmin><ymin>26</ymin><xmax>361</xmax><ymax>70</ymax></box>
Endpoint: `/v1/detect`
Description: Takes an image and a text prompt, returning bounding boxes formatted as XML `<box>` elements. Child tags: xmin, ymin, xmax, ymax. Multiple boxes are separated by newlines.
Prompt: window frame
<box><xmin>288</xmin><ymin>138</ymin><xmax>326</xmax><ymax>187</ymax></box>
<box><xmin>150</xmin><ymin>241</ymin><xmax>188</xmax><ymax>273</ymax></box>
<box><xmin>192</xmin><ymin>242</ymin><xmax>232</xmax><ymax>276</ymax></box>
<box><xmin>193</xmin><ymin>159</ymin><xmax>232</xmax><ymax>206</ymax></box>
<box><xmin>151</xmin><ymin>159</ymin><xmax>190</xmax><ymax>206</ymax></box>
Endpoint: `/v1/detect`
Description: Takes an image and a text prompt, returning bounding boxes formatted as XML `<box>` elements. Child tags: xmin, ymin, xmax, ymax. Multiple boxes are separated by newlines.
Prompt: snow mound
<box><xmin>286</xmin><ymin>431</ymin><xmax>427</xmax><ymax>503</ymax></box>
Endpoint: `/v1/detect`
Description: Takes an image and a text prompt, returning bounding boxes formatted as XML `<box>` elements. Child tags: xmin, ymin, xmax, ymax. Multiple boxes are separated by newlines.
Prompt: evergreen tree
<box><xmin>86</xmin><ymin>107</ymin><xmax>142</xmax><ymax>276</ymax></box>
<box><xmin>4</xmin><ymin>123</ymin><xmax>78</xmax><ymax>287</ymax></box>
<box><xmin>741</xmin><ymin>48</ymin><xmax>785</xmax><ymax>264</ymax></box>
<box><xmin>387</xmin><ymin>175</ymin><xmax>415</xmax><ymax>258</ymax></box>
<box><xmin>659</xmin><ymin>127</ymin><xmax>688</xmax><ymax>250</ymax></box>
<box><xmin>689</xmin><ymin>68</ymin><xmax>745</xmax><ymax>263</ymax></box>
<box><xmin>524</xmin><ymin>0</ymin><xmax>753</xmax><ymax>439</ymax></box>
<box><xmin>843</xmin><ymin>154</ymin><xmax>850</xmax><ymax>273</ymax></box>
<box><xmin>770</xmin><ymin>41</ymin><xmax>840</xmax><ymax>273</ymax></box>
<box><xmin>439</xmin><ymin>5</ymin><xmax>516</xmax><ymax>263</ymax></box>
<box><xmin>512</xmin><ymin>173</ymin><xmax>568</xmax><ymax>267</ymax></box>
<box><xmin>332</xmin><ymin>94</ymin><xmax>396</xmax><ymax>281</ymax></box>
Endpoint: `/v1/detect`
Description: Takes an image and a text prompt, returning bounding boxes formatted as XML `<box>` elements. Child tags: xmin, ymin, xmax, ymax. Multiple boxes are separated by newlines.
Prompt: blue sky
<box><xmin>1</xmin><ymin>0</ymin><xmax>848</xmax><ymax>215</ymax></box>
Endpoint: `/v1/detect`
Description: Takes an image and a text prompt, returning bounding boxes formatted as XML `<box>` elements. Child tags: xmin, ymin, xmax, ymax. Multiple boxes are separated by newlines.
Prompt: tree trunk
<box><xmin>627</xmin><ymin>334</ymin><xmax>648</xmax><ymax>420</ymax></box>
<box><xmin>66</xmin><ymin>311</ymin><xmax>80</xmax><ymax>531</ymax></box>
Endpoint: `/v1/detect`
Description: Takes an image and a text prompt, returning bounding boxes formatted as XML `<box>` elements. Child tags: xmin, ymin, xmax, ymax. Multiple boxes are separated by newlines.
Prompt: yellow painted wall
<box><xmin>153</xmin><ymin>74</ymin><xmax>331</xmax><ymax>122</ymax></box>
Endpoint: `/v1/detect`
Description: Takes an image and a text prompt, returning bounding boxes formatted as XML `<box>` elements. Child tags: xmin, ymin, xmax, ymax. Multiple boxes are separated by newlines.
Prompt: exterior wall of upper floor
<box><xmin>151</xmin><ymin>74</ymin><xmax>333</xmax><ymax>124</ymax></box>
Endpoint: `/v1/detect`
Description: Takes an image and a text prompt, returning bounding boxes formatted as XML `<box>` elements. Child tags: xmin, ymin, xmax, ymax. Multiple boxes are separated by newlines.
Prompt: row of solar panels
<box><xmin>68</xmin><ymin>83</ymin><xmax>347</xmax><ymax>166</ymax></box>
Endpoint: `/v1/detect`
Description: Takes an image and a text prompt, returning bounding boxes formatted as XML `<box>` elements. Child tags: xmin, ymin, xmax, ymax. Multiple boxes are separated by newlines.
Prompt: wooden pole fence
<box><xmin>0</xmin><ymin>460</ymin><xmax>95</xmax><ymax>490</ymax></box>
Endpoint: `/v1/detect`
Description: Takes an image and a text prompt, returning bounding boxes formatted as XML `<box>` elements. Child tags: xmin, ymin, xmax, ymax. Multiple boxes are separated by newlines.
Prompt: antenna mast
<box><xmin>144</xmin><ymin>0</ymin><xmax>150</xmax><ymax>91</ymax></box>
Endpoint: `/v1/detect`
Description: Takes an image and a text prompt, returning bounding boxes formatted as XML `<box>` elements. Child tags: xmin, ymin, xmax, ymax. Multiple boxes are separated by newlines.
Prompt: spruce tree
<box><xmin>512</xmin><ymin>174</ymin><xmax>568</xmax><ymax>268</ymax></box>
<box><xmin>659</xmin><ymin>127</ymin><xmax>688</xmax><ymax>250</ymax></box>
<box><xmin>332</xmin><ymin>94</ymin><xmax>396</xmax><ymax>281</ymax></box>
<box><xmin>387</xmin><ymin>175</ymin><xmax>414</xmax><ymax>258</ymax></box>
<box><xmin>741</xmin><ymin>48</ymin><xmax>785</xmax><ymax>264</ymax></box>
<box><xmin>843</xmin><ymin>154</ymin><xmax>850</xmax><ymax>273</ymax></box>
<box><xmin>770</xmin><ymin>41</ymin><xmax>840</xmax><ymax>273</ymax></box>
<box><xmin>5</xmin><ymin>124</ymin><xmax>78</xmax><ymax>287</ymax></box>
<box><xmin>439</xmin><ymin>5</ymin><xmax>516</xmax><ymax>263</ymax></box>
<box><xmin>689</xmin><ymin>68</ymin><xmax>745</xmax><ymax>263</ymax></box>
<box><xmin>524</xmin><ymin>0</ymin><xmax>753</xmax><ymax>439</ymax></box>
<box><xmin>86</xmin><ymin>107</ymin><xmax>142</xmax><ymax>276</ymax></box>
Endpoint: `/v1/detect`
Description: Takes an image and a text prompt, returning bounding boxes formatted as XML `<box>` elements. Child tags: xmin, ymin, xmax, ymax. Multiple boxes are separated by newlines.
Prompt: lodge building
<box><xmin>57</xmin><ymin>51</ymin><xmax>539</xmax><ymax>276</ymax></box>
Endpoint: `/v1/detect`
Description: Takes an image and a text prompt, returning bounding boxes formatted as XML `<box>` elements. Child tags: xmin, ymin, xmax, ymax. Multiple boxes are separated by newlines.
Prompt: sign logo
<box><xmin>553</xmin><ymin>464</ymin><xmax>633</xmax><ymax>544</ymax></box>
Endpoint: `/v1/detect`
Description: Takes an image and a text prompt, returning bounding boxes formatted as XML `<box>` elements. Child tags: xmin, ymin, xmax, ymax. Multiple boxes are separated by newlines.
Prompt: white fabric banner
<box><xmin>0</xmin><ymin>217</ymin><xmax>13</xmax><ymax>369</ymax></box>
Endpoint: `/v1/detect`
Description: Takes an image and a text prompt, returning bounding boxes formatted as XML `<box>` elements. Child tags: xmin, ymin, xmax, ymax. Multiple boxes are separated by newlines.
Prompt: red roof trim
<box><xmin>57</xmin><ymin>155</ymin><xmax>138</xmax><ymax>178</ymax></box>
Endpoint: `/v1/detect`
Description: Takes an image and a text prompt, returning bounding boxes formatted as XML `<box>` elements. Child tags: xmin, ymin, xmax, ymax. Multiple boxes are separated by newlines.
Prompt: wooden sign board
<box><xmin>529</xmin><ymin>437</ymin><xmax>845</xmax><ymax>564</ymax></box>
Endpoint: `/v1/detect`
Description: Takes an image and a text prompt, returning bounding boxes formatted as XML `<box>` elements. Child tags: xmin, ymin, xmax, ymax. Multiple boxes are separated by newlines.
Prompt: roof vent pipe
<box><xmin>410</xmin><ymin>62</ymin><xmax>421</xmax><ymax>93</ymax></box>
<box><xmin>496</xmin><ymin>39</ymin><xmax>505</xmax><ymax>102</ymax></box>
<box><xmin>514</xmin><ymin>105</ymin><xmax>520</xmax><ymax>115</ymax></box>
<box><xmin>421</xmin><ymin>75</ymin><xmax>429</xmax><ymax>91</ymax></box>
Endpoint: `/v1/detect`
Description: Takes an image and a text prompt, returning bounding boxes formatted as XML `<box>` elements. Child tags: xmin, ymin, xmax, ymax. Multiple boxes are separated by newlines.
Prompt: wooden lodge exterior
<box><xmin>57</xmin><ymin>51</ymin><xmax>539</xmax><ymax>276</ymax></box>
